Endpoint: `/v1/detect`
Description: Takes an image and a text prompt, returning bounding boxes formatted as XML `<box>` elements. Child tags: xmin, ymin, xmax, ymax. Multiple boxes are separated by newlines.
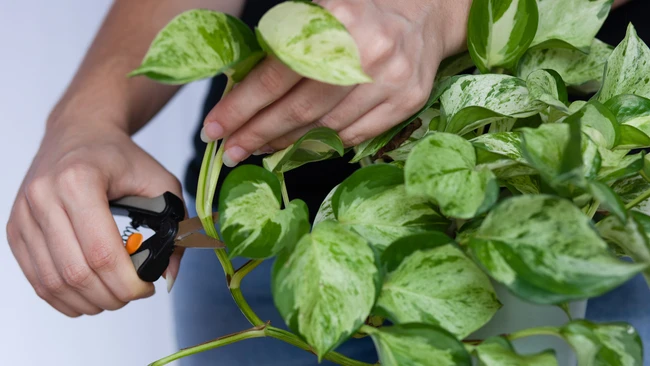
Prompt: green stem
<box><xmin>626</xmin><ymin>187</ymin><xmax>650</xmax><ymax>210</ymax></box>
<box><xmin>507</xmin><ymin>326</ymin><xmax>559</xmax><ymax>341</ymax></box>
<box><xmin>265</xmin><ymin>326</ymin><xmax>376</xmax><ymax>366</ymax></box>
<box><xmin>231</xmin><ymin>260</ymin><xmax>264</xmax><ymax>289</ymax></box>
<box><xmin>149</xmin><ymin>326</ymin><xmax>266</xmax><ymax>366</ymax></box>
<box><xmin>278</xmin><ymin>173</ymin><xmax>290</xmax><ymax>207</ymax></box>
<box><xmin>586</xmin><ymin>199</ymin><xmax>600</xmax><ymax>219</ymax></box>
<box><xmin>359</xmin><ymin>156</ymin><xmax>373</xmax><ymax>168</ymax></box>
<box><xmin>230</xmin><ymin>287</ymin><xmax>264</xmax><ymax>326</ymax></box>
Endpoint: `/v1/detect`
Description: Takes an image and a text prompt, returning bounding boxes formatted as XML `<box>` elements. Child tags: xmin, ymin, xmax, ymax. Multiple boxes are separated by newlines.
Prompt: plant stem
<box><xmin>265</xmin><ymin>326</ymin><xmax>376</xmax><ymax>366</ymax></box>
<box><xmin>230</xmin><ymin>287</ymin><xmax>264</xmax><ymax>326</ymax></box>
<box><xmin>626</xmin><ymin>187</ymin><xmax>650</xmax><ymax>210</ymax></box>
<box><xmin>278</xmin><ymin>173</ymin><xmax>290</xmax><ymax>207</ymax></box>
<box><xmin>359</xmin><ymin>156</ymin><xmax>373</xmax><ymax>168</ymax></box>
<box><xmin>586</xmin><ymin>199</ymin><xmax>600</xmax><ymax>219</ymax></box>
<box><xmin>231</xmin><ymin>260</ymin><xmax>264</xmax><ymax>289</ymax></box>
<box><xmin>507</xmin><ymin>326</ymin><xmax>559</xmax><ymax>341</ymax></box>
<box><xmin>148</xmin><ymin>326</ymin><xmax>267</xmax><ymax>366</ymax></box>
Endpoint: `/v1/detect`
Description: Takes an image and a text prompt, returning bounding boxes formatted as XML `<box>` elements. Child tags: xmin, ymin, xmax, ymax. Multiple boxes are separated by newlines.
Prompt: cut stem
<box><xmin>626</xmin><ymin>187</ymin><xmax>650</xmax><ymax>210</ymax></box>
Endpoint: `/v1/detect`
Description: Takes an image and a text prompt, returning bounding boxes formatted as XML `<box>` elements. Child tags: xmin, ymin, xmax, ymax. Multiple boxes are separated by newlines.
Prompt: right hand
<box><xmin>6</xmin><ymin>120</ymin><xmax>184</xmax><ymax>317</ymax></box>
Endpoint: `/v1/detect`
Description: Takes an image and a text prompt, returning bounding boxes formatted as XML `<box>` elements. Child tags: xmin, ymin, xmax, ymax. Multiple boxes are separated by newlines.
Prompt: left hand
<box><xmin>200</xmin><ymin>0</ymin><xmax>471</xmax><ymax>167</ymax></box>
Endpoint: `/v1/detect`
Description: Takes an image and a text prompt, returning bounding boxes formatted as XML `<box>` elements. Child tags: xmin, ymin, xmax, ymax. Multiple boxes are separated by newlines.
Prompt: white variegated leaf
<box><xmin>257</xmin><ymin>1</ymin><xmax>371</xmax><ymax>85</ymax></box>
<box><xmin>263</xmin><ymin>127</ymin><xmax>344</xmax><ymax>173</ymax></box>
<box><xmin>469</xmin><ymin>195</ymin><xmax>644</xmax><ymax>304</ymax></box>
<box><xmin>472</xmin><ymin>132</ymin><xmax>526</xmax><ymax>163</ymax></box>
<box><xmin>130</xmin><ymin>10</ymin><xmax>263</xmax><ymax>84</ymax></box>
<box><xmin>560</xmin><ymin>321</ymin><xmax>643</xmax><ymax>366</ymax></box>
<box><xmin>576</xmin><ymin>101</ymin><xmax>620</xmax><ymax>149</ymax></box>
<box><xmin>313</xmin><ymin>185</ymin><xmax>337</xmax><ymax>227</ymax></box>
<box><xmin>219</xmin><ymin>165</ymin><xmax>309</xmax><ymax>259</ymax></box>
<box><xmin>613</xmin><ymin>175</ymin><xmax>650</xmax><ymax>216</ymax></box>
<box><xmin>606</xmin><ymin>94</ymin><xmax>650</xmax><ymax>149</ymax></box>
<box><xmin>405</xmin><ymin>133</ymin><xmax>499</xmax><ymax>219</ymax></box>
<box><xmin>475</xmin><ymin>337</ymin><xmax>558</xmax><ymax>366</ymax></box>
<box><xmin>526</xmin><ymin>69</ymin><xmax>569</xmax><ymax>114</ymax></box>
<box><xmin>467</xmin><ymin>0</ymin><xmax>539</xmax><ymax>73</ymax></box>
<box><xmin>598</xmin><ymin>24</ymin><xmax>650</xmax><ymax>103</ymax></box>
<box><xmin>531</xmin><ymin>0</ymin><xmax>612</xmax><ymax>51</ymax></box>
<box><xmin>598</xmin><ymin>151</ymin><xmax>643</xmax><ymax>183</ymax></box>
<box><xmin>366</xmin><ymin>324</ymin><xmax>472</xmax><ymax>366</ymax></box>
<box><xmin>333</xmin><ymin>165</ymin><xmax>449</xmax><ymax>251</ymax></box>
<box><xmin>517</xmin><ymin>39</ymin><xmax>613</xmax><ymax>93</ymax></box>
<box><xmin>272</xmin><ymin>220</ymin><xmax>378</xmax><ymax>358</ymax></box>
<box><xmin>376</xmin><ymin>235</ymin><xmax>500</xmax><ymax>339</ymax></box>
<box><xmin>597</xmin><ymin>213</ymin><xmax>650</xmax><ymax>285</ymax></box>
<box><xmin>440</xmin><ymin>75</ymin><xmax>543</xmax><ymax>135</ymax></box>
<box><xmin>503</xmin><ymin>175</ymin><xmax>541</xmax><ymax>195</ymax></box>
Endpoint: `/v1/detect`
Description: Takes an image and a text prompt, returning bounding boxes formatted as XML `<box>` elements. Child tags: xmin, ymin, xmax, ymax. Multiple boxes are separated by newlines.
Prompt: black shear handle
<box><xmin>109</xmin><ymin>192</ymin><xmax>185</xmax><ymax>282</ymax></box>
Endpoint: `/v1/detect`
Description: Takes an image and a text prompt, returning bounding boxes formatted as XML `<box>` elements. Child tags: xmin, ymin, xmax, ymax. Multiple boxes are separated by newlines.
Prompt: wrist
<box><xmin>436</xmin><ymin>0</ymin><xmax>472</xmax><ymax>58</ymax></box>
<box><xmin>46</xmin><ymin>97</ymin><xmax>130</xmax><ymax>134</ymax></box>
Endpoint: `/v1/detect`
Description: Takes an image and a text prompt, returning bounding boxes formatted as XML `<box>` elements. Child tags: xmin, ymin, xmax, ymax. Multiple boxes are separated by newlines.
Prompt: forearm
<box><xmin>47</xmin><ymin>0</ymin><xmax>245</xmax><ymax>135</ymax></box>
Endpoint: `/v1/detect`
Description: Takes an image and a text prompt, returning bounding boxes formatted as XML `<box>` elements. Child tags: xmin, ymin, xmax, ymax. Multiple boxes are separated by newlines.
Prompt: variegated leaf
<box><xmin>575</xmin><ymin>101</ymin><xmax>620</xmax><ymax>149</ymax></box>
<box><xmin>472</xmin><ymin>132</ymin><xmax>526</xmax><ymax>163</ymax></box>
<box><xmin>436</xmin><ymin>52</ymin><xmax>476</xmax><ymax>80</ymax></box>
<box><xmin>531</xmin><ymin>0</ymin><xmax>612</xmax><ymax>52</ymax></box>
<box><xmin>588</xmin><ymin>180</ymin><xmax>627</xmax><ymax>222</ymax></box>
<box><xmin>272</xmin><ymin>220</ymin><xmax>379</xmax><ymax>358</ymax></box>
<box><xmin>503</xmin><ymin>175</ymin><xmax>541</xmax><ymax>195</ymax></box>
<box><xmin>376</xmin><ymin>233</ymin><xmax>500</xmax><ymax>339</ymax></box>
<box><xmin>606</xmin><ymin>94</ymin><xmax>650</xmax><ymax>149</ymax></box>
<box><xmin>598</xmin><ymin>151</ymin><xmax>644</xmax><ymax>183</ymax></box>
<box><xmin>469</xmin><ymin>195</ymin><xmax>644</xmax><ymax>304</ymax></box>
<box><xmin>332</xmin><ymin>165</ymin><xmax>449</xmax><ymax>251</ymax></box>
<box><xmin>365</xmin><ymin>324</ymin><xmax>472</xmax><ymax>366</ymax></box>
<box><xmin>613</xmin><ymin>175</ymin><xmax>650</xmax><ymax>216</ymax></box>
<box><xmin>405</xmin><ymin>133</ymin><xmax>499</xmax><ymax>219</ymax></box>
<box><xmin>383</xmin><ymin>110</ymin><xmax>437</xmax><ymax>162</ymax></box>
<box><xmin>130</xmin><ymin>10</ymin><xmax>263</xmax><ymax>84</ymax></box>
<box><xmin>526</xmin><ymin>69</ymin><xmax>569</xmax><ymax>114</ymax></box>
<box><xmin>467</xmin><ymin>0</ymin><xmax>539</xmax><ymax>73</ymax></box>
<box><xmin>263</xmin><ymin>127</ymin><xmax>344</xmax><ymax>173</ymax></box>
<box><xmin>517</xmin><ymin>39</ymin><xmax>613</xmax><ymax>93</ymax></box>
<box><xmin>597</xmin><ymin>24</ymin><xmax>650</xmax><ymax>103</ymax></box>
<box><xmin>560</xmin><ymin>321</ymin><xmax>643</xmax><ymax>366</ymax></box>
<box><xmin>597</xmin><ymin>212</ymin><xmax>650</xmax><ymax>285</ymax></box>
<box><xmin>218</xmin><ymin>165</ymin><xmax>309</xmax><ymax>259</ymax></box>
<box><xmin>313</xmin><ymin>185</ymin><xmax>337</xmax><ymax>227</ymax></box>
<box><xmin>440</xmin><ymin>75</ymin><xmax>543</xmax><ymax>135</ymax></box>
<box><xmin>256</xmin><ymin>1</ymin><xmax>371</xmax><ymax>85</ymax></box>
<box><xmin>475</xmin><ymin>337</ymin><xmax>558</xmax><ymax>366</ymax></box>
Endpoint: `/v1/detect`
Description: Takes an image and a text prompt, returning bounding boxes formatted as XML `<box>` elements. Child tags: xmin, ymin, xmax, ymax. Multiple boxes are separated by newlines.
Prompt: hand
<box><xmin>200</xmin><ymin>0</ymin><xmax>471</xmax><ymax>167</ymax></box>
<box><xmin>6</xmin><ymin>120</ymin><xmax>184</xmax><ymax>317</ymax></box>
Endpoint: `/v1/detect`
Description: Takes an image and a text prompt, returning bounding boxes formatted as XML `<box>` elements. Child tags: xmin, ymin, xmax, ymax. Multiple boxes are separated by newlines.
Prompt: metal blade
<box><xmin>176</xmin><ymin>212</ymin><xmax>220</xmax><ymax>240</ymax></box>
<box><xmin>175</xmin><ymin>232</ymin><xmax>226</xmax><ymax>249</ymax></box>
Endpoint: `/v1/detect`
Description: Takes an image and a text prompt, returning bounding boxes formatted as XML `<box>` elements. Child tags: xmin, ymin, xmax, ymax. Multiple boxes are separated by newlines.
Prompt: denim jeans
<box><xmin>172</xmin><ymin>197</ymin><xmax>650</xmax><ymax>365</ymax></box>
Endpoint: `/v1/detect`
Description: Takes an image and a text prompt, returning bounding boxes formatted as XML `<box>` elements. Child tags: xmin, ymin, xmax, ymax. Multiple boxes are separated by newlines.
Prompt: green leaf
<box><xmin>598</xmin><ymin>151</ymin><xmax>644</xmax><ymax>183</ymax></box>
<box><xmin>467</xmin><ymin>0</ymin><xmax>539</xmax><ymax>73</ymax></box>
<box><xmin>503</xmin><ymin>175</ymin><xmax>542</xmax><ymax>195</ymax></box>
<box><xmin>560</xmin><ymin>320</ymin><xmax>643</xmax><ymax>366</ymax></box>
<box><xmin>218</xmin><ymin>165</ymin><xmax>310</xmax><ymax>259</ymax></box>
<box><xmin>526</xmin><ymin>69</ymin><xmax>569</xmax><ymax>113</ymax></box>
<box><xmin>597</xmin><ymin>212</ymin><xmax>650</xmax><ymax>285</ymax></box>
<box><xmin>332</xmin><ymin>165</ymin><xmax>449</xmax><ymax>251</ymax></box>
<box><xmin>606</xmin><ymin>94</ymin><xmax>650</xmax><ymax>149</ymax></box>
<box><xmin>517</xmin><ymin>39</ymin><xmax>613</xmax><ymax>93</ymax></box>
<box><xmin>440</xmin><ymin>75</ymin><xmax>543</xmax><ymax>135</ymax></box>
<box><xmin>472</xmin><ymin>132</ymin><xmax>526</xmax><ymax>164</ymax></box>
<box><xmin>588</xmin><ymin>180</ymin><xmax>627</xmax><ymax>222</ymax></box>
<box><xmin>130</xmin><ymin>10</ymin><xmax>263</xmax><ymax>84</ymax></box>
<box><xmin>576</xmin><ymin>101</ymin><xmax>620</xmax><ymax>149</ymax></box>
<box><xmin>468</xmin><ymin>195</ymin><xmax>644</xmax><ymax>304</ymax></box>
<box><xmin>405</xmin><ymin>133</ymin><xmax>499</xmax><ymax>219</ymax></box>
<box><xmin>256</xmin><ymin>1</ymin><xmax>371</xmax><ymax>85</ymax></box>
<box><xmin>475</xmin><ymin>336</ymin><xmax>558</xmax><ymax>366</ymax></box>
<box><xmin>531</xmin><ymin>0</ymin><xmax>613</xmax><ymax>51</ymax></box>
<box><xmin>365</xmin><ymin>324</ymin><xmax>472</xmax><ymax>366</ymax></box>
<box><xmin>314</xmin><ymin>185</ymin><xmax>337</xmax><ymax>227</ymax></box>
<box><xmin>272</xmin><ymin>220</ymin><xmax>379</xmax><ymax>358</ymax></box>
<box><xmin>263</xmin><ymin>127</ymin><xmax>344</xmax><ymax>173</ymax></box>
<box><xmin>436</xmin><ymin>52</ymin><xmax>476</xmax><ymax>80</ymax></box>
<box><xmin>613</xmin><ymin>175</ymin><xmax>650</xmax><ymax>215</ymax></box>
<box><xmin>376</xmin><ymin>233</ymin><xmax>500</xmax><ymax>339</ymax></box>
<box><xmin>597</xmin><ymin>24</ymin><xmax>650</xmax><ymax>103</ymax></box>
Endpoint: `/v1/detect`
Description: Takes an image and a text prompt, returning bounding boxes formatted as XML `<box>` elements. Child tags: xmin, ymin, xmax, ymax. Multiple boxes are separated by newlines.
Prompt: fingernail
<box><xmin>200</xmin><ymin>127</ymin><xmax>214</xmax><ymax>143</ymax></box>
<box><xmin>223</xmin><ymin>146</ymin><xmax>248</xmax><ymax>167</ymax></box>
<box><xmin>167</xmin><ymin>273</ymin><xmax>176</xmax><ymax>293</ymax></box>
<box><xmin>253</xmin><ymin>145</ymin><xmax>274</xmax><ymax>156</ymax></box>
<box><xmin>204</xmin><ymin>122</ymin><xmax>224</xmax><ymax>140</ymax></box>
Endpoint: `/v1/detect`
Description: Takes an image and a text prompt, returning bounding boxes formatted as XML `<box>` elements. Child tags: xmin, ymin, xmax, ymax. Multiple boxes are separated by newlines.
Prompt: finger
<box><xmin>6</xmin><ymin>206</ymin><xmax>81</xmax><ymax>317</ymax></box>
<box><xmin>57</xmin><ymin>168</ymin><xmax>154</xmax><ymax>303</ymax></box>
<box><xmin>17</xmin><ymin>194</ymin><xmax>103</xmax><ymax>315</ymax></box>
<box><xmin>163</xmin><ymin>247</ymin><xmax>184</xmax><ymax>293</ymax></box>
<box><xmin>338</xmin><ymin>101</ymin><xmax>420</xmax><ymax>148</ymax></box>
<box><xmin>223</xmin><ymin>80</ymin><xmax>353</xmax><ymax>166</ymax></box>
<box><xmin>266</xmin><ymin>83</ymin><xmax>387</xmax><ymax>151</ymax></box>
<box><xmin>202</xmin><ymin>57</ymin><xmax>302</xmax><ymax>142</ymax></box>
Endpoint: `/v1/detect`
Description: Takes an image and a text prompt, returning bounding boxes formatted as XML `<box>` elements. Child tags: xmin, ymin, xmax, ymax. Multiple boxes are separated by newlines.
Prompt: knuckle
<box><xmin>217</xmin><ymin>99</ymin><xmax>245</xmax><ymax>125</ymax></box>
<box><xmin>341</xmin><ymin>132</ymin><xmax>367</xmax><ymax>147</ymax></box>
<box><xmin>33</xmin><ymin>283</ymin><xmax>52</xmax><ymax>301</ymax></box>
<box><xmin>116</xmin><ymin>288</ymin><xmax>139</xmax><ymax>303</ymax></box>
<box><xmin>57</xmin><ymin>163</ymin><xmax>99</xmax><ymax>193</ymax></box>
<box><xmin>326</xmin><ymin>2</ymin><xmax>357</xmax><ymax>26</ymax></box>
<box><xmin>384</xmin><ymin>55</ymin><xmax>414</xmax><ymax>84</ymax></box>
<box><xmin>258</xmin><ymin>62</ymin><xmax>285</xmax><ymax>95</ymax></box>
<box><xmin>402</xmin><ymin>84</ymin><xmax>430</xmax><ymax>111</ymax></box>
<box><xmin>39</xmin><ymin>271</ymin><xmax>66</xmax><ymax>295</ymax></box>
<box><xmin>61</xmin><ymin>263</ymin><xmax>93</xmax><ymax>289</ymax></box>
<box><xmin>87</xmin><ymin>242</ymin><xmax>118</xmax><ymax>273</ymax></box>
<box><xmin>24</xmin><ymin>177</ymin><xmax>50</xmax><ymax>204</ymax></box>
<box><xmin>287</xmin><ymin>98</ymin><xmax>316</xmax><ymax>124</ymax></box>
<box><xmin>5</xmin><ymin>219</ymin><xmax>19</xmax><ymax>246</ymax></box>
<box><xmin>364</xmin><ymin>30</ymin><xmax>398</xmax><ymax>66</ymax></box>
<box><xmin>315</xmin><ymin>113</ymin><xmax>340</xmax><ymax>130</ymax></box>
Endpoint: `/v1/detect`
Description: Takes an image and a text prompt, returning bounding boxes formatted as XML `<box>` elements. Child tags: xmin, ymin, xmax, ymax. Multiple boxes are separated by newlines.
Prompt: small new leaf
<box><xmin>560</xmin><ymin>320</ymin><xmax>643</xmax><ymax>366</ymax></box>
<box><xmin>263</xmin><ymin>127</ymin><xmax>344</xmax><ymax>173</ymax></box>
<box><xmin>130</xmin><ymin>10</ymin><xmax>263</xmax><ymax>84</ymax></box>
<box><xmin>256</xmin><ymin>1</ymin><xmax>371</xmax><ymax>85</ymax></box>
<box><xmin>219</xmin><ymin>165</ymin><xmax>310</xmax><ymax>259</ymax></box>
<box><xmin>272</xmin><ymin>221</ymin><xmax>379</xmax><ymax>359</ymax></box>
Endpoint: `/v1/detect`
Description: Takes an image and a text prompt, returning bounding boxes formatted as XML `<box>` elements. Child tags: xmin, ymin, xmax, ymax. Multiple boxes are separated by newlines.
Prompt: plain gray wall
<box><xmin>0</xmin><ymin>1</ymin><xmax>210</xmax><ymax>364</ymax></box>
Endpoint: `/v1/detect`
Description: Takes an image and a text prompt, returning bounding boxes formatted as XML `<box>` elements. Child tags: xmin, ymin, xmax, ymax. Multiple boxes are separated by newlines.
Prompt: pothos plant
<box><xmin>130</xmin><ymin>0</ymin><xmax>650</xmax><ymax>365</ymax></box>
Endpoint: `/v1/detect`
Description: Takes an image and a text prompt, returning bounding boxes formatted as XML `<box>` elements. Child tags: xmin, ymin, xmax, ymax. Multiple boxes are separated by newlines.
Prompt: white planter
<box><xmin>468</xmin><ymin>282</ymin><xmax>586</xmax><ymax>366</ymax></box>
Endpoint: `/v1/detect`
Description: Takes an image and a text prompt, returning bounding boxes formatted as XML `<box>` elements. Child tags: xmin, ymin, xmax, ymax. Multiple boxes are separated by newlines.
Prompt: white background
<box><xmin>0</xmin><ymin>1</ymin><xmax>209</xmax><ymax>365</ymax></box>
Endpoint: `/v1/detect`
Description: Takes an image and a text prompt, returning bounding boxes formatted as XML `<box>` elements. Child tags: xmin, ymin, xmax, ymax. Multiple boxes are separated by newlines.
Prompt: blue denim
<box><xmin>171</xmin><ymin>197</ymin><xmax>377</xmax><ymax>365</ymax></box>
<box><xmin>173</xmin><ymin>198</ymin><xmax>650</xmax><ymax>365</ymax></box>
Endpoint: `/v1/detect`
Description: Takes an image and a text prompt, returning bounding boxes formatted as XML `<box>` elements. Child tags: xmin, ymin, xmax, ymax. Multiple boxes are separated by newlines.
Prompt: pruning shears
<box><xmin>109</xmin><ymin>191</ymin><xmax>224</xmax><ymax>282</ymax></box>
